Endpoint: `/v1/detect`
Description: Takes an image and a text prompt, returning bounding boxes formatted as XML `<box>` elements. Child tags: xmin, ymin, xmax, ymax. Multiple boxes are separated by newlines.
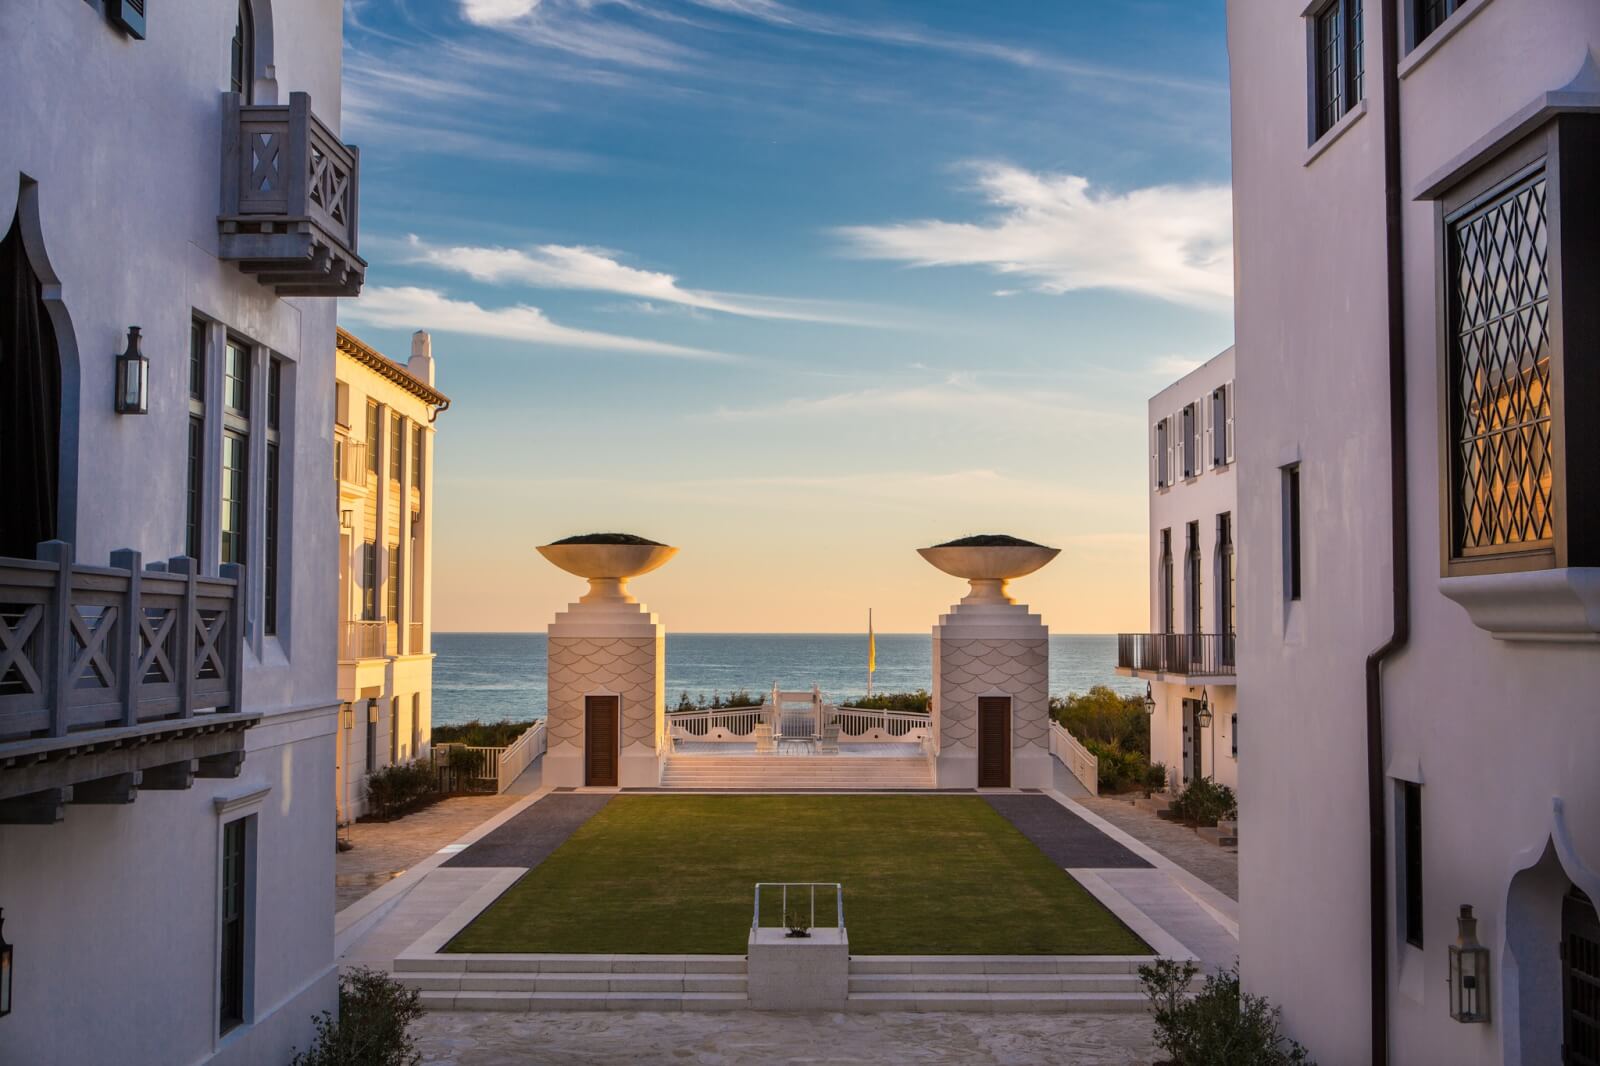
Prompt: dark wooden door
<box><xmin>1565</xmin><ymin>887</ymin><xmax>1600</xmax><ymax>1065</ymax></box>
<box><xmin>977</xmin><ymin>697</ymin><xmax>1010</xmax><ymax>788</ymax></box>
<box><xmin>585</xmin><ymin>695</ymin><xmax>619</xmax><ymax>787</ymax></box>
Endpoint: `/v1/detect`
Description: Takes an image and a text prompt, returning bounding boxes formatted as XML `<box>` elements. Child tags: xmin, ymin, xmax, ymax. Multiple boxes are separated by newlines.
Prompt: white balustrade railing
<box><xmin>496</xmin><ymin>719</ymin><xmax>546</xmax><ymax>792</ymax></box>
<box><xmin>830</xmin><ymin>706</ymin><xmax>932</xmax><ymax>741</ymax></box>
<box><xmin>666</xmin><ymin>705</ymin><xmax>767</xmax><ymax>741</ymax></box>
<box><xmin>1050</xmin><ymin>722</ymin><xmax>1099</xmax><ymax>795</ymax></box>
<box><xmin>752</xmin><ymin>882</ymin><xmax>845</xmax><ymax>934</ymax></box>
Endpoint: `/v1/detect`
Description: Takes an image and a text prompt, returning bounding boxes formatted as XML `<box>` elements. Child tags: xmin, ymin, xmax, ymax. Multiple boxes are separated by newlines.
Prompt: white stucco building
<box><xmin>334</xmin><ymin>328</ymin><xmax>447</xmax><ymax>821</ymax></box>
<box><xmin>1230</xmin><ymin>1</ymin><xmax>1600</xmax><ymax>1062</ymax></box>
<box><xmin>1118</xmin><ymin>348</ymin><xmax>1238</xmax><ymax>795</ymax></box>
<box><xmin>0</xmin><ymin>0</ymin><xmax>360</xmax><ymax>1062</ymax></box>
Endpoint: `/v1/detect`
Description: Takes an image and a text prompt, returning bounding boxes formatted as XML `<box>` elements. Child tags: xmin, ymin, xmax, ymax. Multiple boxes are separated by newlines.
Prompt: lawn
<box><xmin>446</xmin><ymin>795</ymin><xmax>1150</xmax><ymax>955</ymax></box>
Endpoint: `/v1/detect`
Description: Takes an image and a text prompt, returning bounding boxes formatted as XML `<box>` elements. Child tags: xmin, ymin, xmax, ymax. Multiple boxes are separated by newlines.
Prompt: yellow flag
<box><xmin>867</xmin><ymin>609</ymin><xmax>876</xmax><ymax>675</ymax></box>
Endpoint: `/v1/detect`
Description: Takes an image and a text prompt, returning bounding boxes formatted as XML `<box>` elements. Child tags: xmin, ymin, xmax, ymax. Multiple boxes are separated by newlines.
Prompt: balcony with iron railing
<box><xmin>0</xmin><ymin>542</ymin><xmax>257</xmax><ymax>822</ymax></box>
<box><xmin>1115</xmin><ymin>632</ymin><xmax>1237</xmax><ymax>683</ymax></box>
<box><xmin>218</xmin><ymin>92</ymin><xmax>366</xmax><ymax>297</ymax></box>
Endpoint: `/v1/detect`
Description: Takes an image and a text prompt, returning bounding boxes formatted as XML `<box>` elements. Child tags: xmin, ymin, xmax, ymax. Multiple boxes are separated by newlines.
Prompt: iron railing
<box><xmin>0</xmin><ymin>542</ymin><xmax>244</xmax><ymax>744</ymax></box>
<box><xmin>1116</xmin><ymin>632</ymin><xmax>1237</xmax><ymax>677</ymax></box>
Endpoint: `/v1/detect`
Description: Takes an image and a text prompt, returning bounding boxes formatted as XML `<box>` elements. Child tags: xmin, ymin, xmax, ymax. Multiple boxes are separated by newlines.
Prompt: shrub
<box><xmin>675</xmin><ymin>690</ymin><xmax>764</xmax><ymax>712</ymax></box>
<box><xmin>1139</xmin><ymin>960</ymin><xmax>1314</xmax><ymax>1065</ymax></box>
<box><xmin>430</xmin><ymin>719</ymin><xmax>535</xmax><ymax>748</ymax></box>
<box><xmin>1050</xmin><ymin>686</ymin><xmax>1151</xmax><ymax>758</ymax></box>
<box><xmin>290</xmin><ymin>967</ymin><xmax>425</xmax><ymax>1066</ymax></box>
<box><xmin>847</xmin><ymin>690</ymin><xmax>930</xmax><ymax>712</ymax></box>
<box><xmin>362</xmin><ymin>762</ymin><xmax>436</xmax><ymax>820</ymax></box>
<box><xmin>1146</xmin><ymin>761</ymin><xmax>1171</xmax><ymax>793</ymax></box>
<box><xmin>1168</xmin><ymin>777</ymin><xmax>1238</xmax><ymax>826</ymax></box>
<box><xmin>1083</xmin><ymin>738</ymin><xmax>1153</xmax><ymax>793</ymax></box>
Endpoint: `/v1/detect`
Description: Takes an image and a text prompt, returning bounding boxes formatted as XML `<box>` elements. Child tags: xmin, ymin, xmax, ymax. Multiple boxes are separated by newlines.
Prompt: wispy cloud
<box><xmin>713</xmin><ymin>372</ymin><xmax>1137</xmax><ymax>425</ymax></box>
<box><xmin>836</xmin><ymin>164</ymin><xmax>1233</xmax><ymax>310</ymax></box>
<box><xmin>339</xmin><ymin>286</ymin><xmax>739</xmax><ymax>362</ymax></box>
<box><xmin>403</xmin><ymin>236</ymin><xmax>882</xmax><ymax>325</ymax></box>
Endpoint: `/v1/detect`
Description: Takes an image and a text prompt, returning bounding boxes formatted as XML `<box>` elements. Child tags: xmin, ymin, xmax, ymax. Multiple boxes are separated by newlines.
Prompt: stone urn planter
<box><xmin>536</xmin><ymin>533</ymin><xmax>677</xmax><ymax>604</ymax></box>
<box><xmin>917</xmin><ymin>533</ymin><xmax>1059</xmax><ymax>603</ymax></box>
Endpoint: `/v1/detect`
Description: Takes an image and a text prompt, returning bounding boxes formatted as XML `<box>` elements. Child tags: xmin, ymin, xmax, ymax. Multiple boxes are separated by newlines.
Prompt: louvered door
<box><xmin>977</xmin><ymin>697</ymin><xmax>1010</xmax><ymax>788</ymax></box>
<box><xmin>585</xmin><ymin>695</ymin><xmax>619</xmax><ymax>787</ymax></box>
<box><xmin>1566</xmin><ymin>888</ymin><xmax>1600</xmax><ymax>1065</ymax></box>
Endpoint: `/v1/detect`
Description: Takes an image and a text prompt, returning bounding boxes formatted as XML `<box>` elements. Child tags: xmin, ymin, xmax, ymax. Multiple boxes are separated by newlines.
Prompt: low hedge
<box><xmin>431</xmin><ymin>719</ymin><xmax>536</xmax><ymax>748</ymax></box>
<box><xmin>363</xmin><ymin>762</ymin><xmax>436</xmax><ymax>820</ymax></box>
<box><xmin>1168</xmin><ymin>777</ymin><xmax>1238</xmax><ymax>826</ymax></box>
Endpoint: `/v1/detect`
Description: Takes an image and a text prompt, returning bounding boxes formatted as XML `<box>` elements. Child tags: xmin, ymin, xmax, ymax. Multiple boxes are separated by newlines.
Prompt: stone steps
<box><xmin>849</xmin><ymin>973</ymin><xmax>1141</xmax><ymax>993</ymax></box>
<box><xmin>845</xmin><ymin>990</ymin><xmax>1149</xmax><ymax>1012</ymax></box>
<box><xmin>660</xmin><ymin>756</ymin><xmax>933</xmax><ymax>790</ymax></box>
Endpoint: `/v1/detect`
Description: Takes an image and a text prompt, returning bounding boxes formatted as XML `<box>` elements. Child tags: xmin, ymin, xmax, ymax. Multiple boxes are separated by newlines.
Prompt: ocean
<box><xmin>431</xmin><ymin>633</ymin><xmax>1141</xmax><ymax>728</ymax></box>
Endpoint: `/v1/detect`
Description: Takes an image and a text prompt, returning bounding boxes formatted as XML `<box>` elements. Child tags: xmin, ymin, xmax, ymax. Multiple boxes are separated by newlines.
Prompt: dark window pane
<box><xmin>221</xmin><ymin>431</ymin><xmax>248</xmax><ymax>566</ymax></box>
<box><xmin>1417</xmin><ymin>0</ymin><xmax>1457</xmax><ymax>41</ymax></box>
<box><xmin>387</xmin><ymin>544</ymin><xmax>400</xmax><ymax>620</ymax></box>
<box><xmin>412</xmin><ymin>425</ymin><xmax>424</xmax><ymax>490</ymax></box>
<box><xmin>267</xmin><ymin>358</ymin><xmax>281</xmax><ymax>431</ymax></box>
<box><xmin>366</xmin><ymin>402</ymin><xmax>381</xmax><ymax>475</ymax></box>
<box><xmin>363</xmin><ymin>541</ymin><xmax>378</xmax><ymax>621</ymax></box>
<box><xmin>1160</xmin><ymin>529</ymin><xmax>1174</xmax><ymax>634</ymax></box>
<box><xmin>1287</xmin><ymin>466</ymin><xmax>1303</xmax><ymax>600</ymax></box>
<box><xmin>187</xmin><ymin>417</ymin><xmax>204</xmax><ymax>560</ymax></box>
<box><xmin>1448</xmin><ymin>173</ymin><xmax>1553</xmax><ymax>554</ymax></box>
<box><xmin>390</xmin><ymin>413</ymin><xmax>404</xmax><ymax>482</ymax></box>
<box><xmin>264</xmin><ymin>443</ymin><xmax>279</xmax><ymax>635</ymax></box>
<box><xmin>1315</xmin><ymin>3</ymin><xmax>1344</xmax><ymax>137</ymax></box>
<box><xmin>231</xmin><ymin>0</ymin><xmax>254</xmax><ymax>102</ymax></box>
<box><xmin>219</xmin><ymin>818</ymin><xmax>248</xmax><ymax>1031</ymax></box>
<box><xmin>1403</xmin><ymin>782</ymin><xmax>1424</xmax><ymax>947</ymax></box>
<box><xmin>225</xmin><ymin>339</ymin><xmax>251</xmax><ymax>415</ymax></box>
<box><xmin>190</xmin><ymin>319</ymin><xmax>206</xmax><ymax>400</ymax></box>
<box><xmin>1349</xmin><ymin>0</ymin><xmax>1364</xmax><ymax>104</ymax></box>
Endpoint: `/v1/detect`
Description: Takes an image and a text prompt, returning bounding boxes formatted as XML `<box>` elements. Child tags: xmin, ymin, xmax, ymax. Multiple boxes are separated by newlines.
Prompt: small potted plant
<box><xmin>784</xmin><ymin>902</ymin><xmax>811</xmax><ymax>939</ymax></box>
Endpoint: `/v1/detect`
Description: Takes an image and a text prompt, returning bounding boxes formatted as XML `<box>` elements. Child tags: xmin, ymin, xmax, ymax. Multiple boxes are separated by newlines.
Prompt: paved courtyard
<box><xmin>1073</xmin><ymin>796</ymin><xmax>1238</xmax><ymax>901</ymax></box>
<box><xmin>411</xmin><ymin>1009</ymin><xmax>1157</xmax><ymax>1065</ymax></box>
<box><xmin>337</xmin><ymin>793</ymin><xmax>524</xmax><ymax>911</ymax></box>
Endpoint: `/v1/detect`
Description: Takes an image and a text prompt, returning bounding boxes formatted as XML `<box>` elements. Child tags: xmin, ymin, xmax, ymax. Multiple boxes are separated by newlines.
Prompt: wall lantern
<box><xmin>340</xmin><ymin>703</ymin><xmax>354</xmax><ymax>730</ymax></box>
<box><xmin>114</xmin><ymin>326</ymin><xmax>149</xmax><ymax>415</ymax></box>
<box><xmin>1143</xmin><ymin>683</ymin><xmax>1156</xmax><ymax>716</ymax></box>
<box><xmin>1195</xmin><ymin>688</ymin><xmax>1214</xmax><ymax>728</ymax></box>
<box><xmin>0</xmin><ymin>907</ymin><xmax>13</xmax><ymax>1018</ymax></box>
<box><xmin>1448</xmin><ymin>905</ymin><xmax>1491</xmax><ymax>1023</ymax></box>
<box><xmin>340</xmin><ymin>509</ymin><xmax>354</xmax><ymax>530</ymax></box>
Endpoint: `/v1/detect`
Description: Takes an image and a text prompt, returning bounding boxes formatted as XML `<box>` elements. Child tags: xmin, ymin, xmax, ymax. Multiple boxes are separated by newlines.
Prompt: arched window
<box><xmin>231</xmin><ymin>0</ymin><xmax>256</xmax><ymax>103</ymax></box>
<box><xmin>0</xmin><ymin>212</ymin><xmax>62</xmax><ymax>558</ymax></box>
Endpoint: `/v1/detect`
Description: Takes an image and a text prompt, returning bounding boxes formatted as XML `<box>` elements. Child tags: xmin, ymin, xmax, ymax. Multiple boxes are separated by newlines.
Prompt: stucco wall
<box><xmin>546</xmin><ymin>633</ymin><xmax>665</xmax><ymax>787</ymax></box>
<box><xmin>0</xmin><ymin>0</ymin><xmax>345</xmax><ymax>1060</ymax></box>
<box><xmin>1229</xmin><ymin>1</ymin><xmax>1600</xmax><ymax>1062</ymax></box>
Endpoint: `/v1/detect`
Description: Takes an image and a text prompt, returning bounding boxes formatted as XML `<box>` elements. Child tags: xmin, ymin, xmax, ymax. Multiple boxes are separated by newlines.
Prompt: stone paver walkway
<box><xmin>1073</xmin><ymin>796</ymin><xmax>1238</xmax><ymax>901</ymax></box>
<box><xmin>337</xmin><ymin>793</ymin><xmax>522</xmax><ymax>911</ymax></box>
<box><xmin>444</xmin><ymin>793</ymin><xmax>611</xmax><ymax>869</ymax></box>
<box><xmin>412</xmin><ymin>1009</ymin><xmax>1157</xmax><ymax>1065</ymax></box>
<box><xmin>985</xmin><ymin>794</ymin><xmax>1152</xmax><ymax>869</ymax></box>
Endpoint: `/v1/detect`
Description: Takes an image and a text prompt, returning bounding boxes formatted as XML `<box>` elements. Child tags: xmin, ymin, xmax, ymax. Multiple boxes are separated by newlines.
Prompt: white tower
<box><xmin>538</xmin><ymin>536</ymin><xmax>676</xmax><ymax>788</ymax></box>
<box><xmin>920</xmin><ymin>537</ymin><xmax>1059</xmax><ymax>790</ymax></box>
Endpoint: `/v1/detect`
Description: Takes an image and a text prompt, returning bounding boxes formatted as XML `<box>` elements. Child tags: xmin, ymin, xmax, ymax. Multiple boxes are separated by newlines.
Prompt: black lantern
<box><xmin>0</xmin><ymin>907</ymin><xmax>13</xmax><ymax>1018</ymax></box>
<box><xmin>1448</xmin><ymin>905</ymin><xmax>1491</xmax><ymax>1023</ymax></box>
<box><xmin>114</xmin><ymin>326</ymin><xmax>149</xmax><ymax>414</ymax></box>
<box><xmin>1143</xmin><ymin>683</ymin><xmax>1156</xmax><ymax>716</ymax></box>
<box><xmin>1195</xmin><ymin>688</ymin><xmax>1214</xmax><ymax>728</ymax></box>
<box><xmin>340</xmin><ymin>702</ymin><xmax>354</xmax><ymax>730</ymax></box>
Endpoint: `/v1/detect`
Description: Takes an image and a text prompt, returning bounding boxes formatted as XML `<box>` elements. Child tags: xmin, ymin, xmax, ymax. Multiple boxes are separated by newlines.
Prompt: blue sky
<box><xmin>338</xmin><ymin>0</ymin><xmax>1235</xmax><ymax>634</ymax></box>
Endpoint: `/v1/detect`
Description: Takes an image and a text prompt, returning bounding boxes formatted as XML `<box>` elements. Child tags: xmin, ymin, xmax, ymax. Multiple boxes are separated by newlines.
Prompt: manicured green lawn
<box><xmin>446</xmin><ymin>795</ymin><xmax>1149</xmax><ymax>955</ymax></box>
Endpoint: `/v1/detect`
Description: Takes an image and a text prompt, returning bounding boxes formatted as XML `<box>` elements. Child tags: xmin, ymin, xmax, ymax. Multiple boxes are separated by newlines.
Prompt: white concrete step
<box><xmin>845</xmin><ymin>990</ymin><xmax>1149</xmax><ymax>1013</ymax></box>
<box><xmin>848</xmin><ymin>955</ymin><xmax>1150</xmax><ymax>975</ymax></box>
<box><xmin>393</xmin><ymin>953</ymin><xmax>746</xmax><ymax>975</ymax></box>
<box><xmin>660</xmin><ymin>756</ymin><xmax>934</xmax><ymax>790</ymax></box>
<box><xmin>399</xmin><ymin>972</ymin><xmax>747</xmax><ymax>994</ymax></box>
<box><xmin>848</xmin><ymin>973</ymin><xmax>1141</xmax><ymax>994</ymax></box>
<box><xmin>417</xmin><ymin>990</ymin><xmax>749</xmax><ymax>1012</ymax></box>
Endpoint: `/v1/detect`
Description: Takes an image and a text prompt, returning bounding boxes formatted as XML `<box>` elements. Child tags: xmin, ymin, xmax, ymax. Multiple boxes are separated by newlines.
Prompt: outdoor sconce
<box><xmin>1143</xmin><ymin>683</ymin><xmax>1156</xmax><ymax>716</ymax></box>
<box><xmin>0</xmin><ymin>907</ymin><xmax>13</xmax><ymax>1018</ymax></box>
<box><xmin>340</xmin><ymin>703</ymin><xmax>354</xmax><ymax>730</ymax></box>
<box><xmin>1195</xmin><ymin>688</ymin><xmax>1214</xmax><ymax>728</ymax></box>
<box><xmin>1448</xmin><ymin>905</ymin><xmax>1491</xmax><ymax>1023</ymax></box>
<box><xmin>114</xmin><ymin>326</ymin><xmax>149</xmax><ymax>415</ymax></box>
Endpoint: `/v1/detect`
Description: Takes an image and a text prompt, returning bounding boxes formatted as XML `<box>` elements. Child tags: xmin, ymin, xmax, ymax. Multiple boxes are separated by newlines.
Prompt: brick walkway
<box><xmin>336</xmin><ymin>793</ymin><xmax>523</xmax><ymax>912</ymax></box>
<box><xmin>1073</xmin><ymin>795</ymin><xmax>1238</xmax><ymax>901</ymax></box>
<box><xmin>412</xmin><ymin>1010</ymin><xmax>1157</xmax><ymax>1065</ymax></box>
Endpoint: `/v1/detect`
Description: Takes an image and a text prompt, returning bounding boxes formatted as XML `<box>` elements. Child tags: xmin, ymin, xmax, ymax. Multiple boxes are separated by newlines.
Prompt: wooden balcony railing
<box><xmin>0</xmin><ymin>542</ymin><xmax>245</xmax><ymax>746</ymax></box>
<box><xmin>342</xmin><ymin>620</ymin><xmax>385</xmax><ymax>660</ymax></box>
<box><xmin>218</xmin><ymin>92</ymin><xmax>366</xmax><ymax>297</ymax></box>
<box><xmin>1116</xmin><ymin>632</ymin><xmax>1237</xmax><ymax>677</ymax></box>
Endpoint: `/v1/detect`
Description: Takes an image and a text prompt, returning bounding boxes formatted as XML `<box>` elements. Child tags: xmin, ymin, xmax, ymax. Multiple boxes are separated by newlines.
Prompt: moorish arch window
<box><xmin>1434</xmin><ymin>115</ymin><xmax>1600</xmax><ymax>577</ymax></box>
<box><xmin>0</xmin><ymin>210</ymin><xmax>62</xmax><ymax>559</ymax></box>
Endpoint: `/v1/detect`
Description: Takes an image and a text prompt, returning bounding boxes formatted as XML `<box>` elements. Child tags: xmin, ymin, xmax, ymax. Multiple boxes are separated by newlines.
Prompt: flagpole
<box><xmin>867</xmin><ymin>608</ymin><xmax>874</xmax><ymax>699</ymax></box>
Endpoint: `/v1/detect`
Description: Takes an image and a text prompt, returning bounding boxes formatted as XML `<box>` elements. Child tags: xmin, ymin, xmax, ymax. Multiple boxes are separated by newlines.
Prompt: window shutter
<box><xmin>1151</xmin><ymin>423</ymin><xmax>1160</xmax><ymax>489</ymax></box>
<box><xmin>108</xmin><ymin>0</ymin><xmax>147</xmax><ymax>39</ymax></box>
<box><xmin>1203</xmin><ymin>396</ymin><xmax>1215</xmax><ymax>470</ymax></box>
<box><xmin>1168</xmin><ymin>415</ymin><xmax>1177</xmax><ymax>484</ymax></box>
<box><xmin>1225</xmin><ymin>381</ymin><xmax>1236</xmax><ymax>463</ymax></box>
<box><xmin>335</xmin><ymin>381</ymin><xmax>351</xmax><ymax>428</ymax></box>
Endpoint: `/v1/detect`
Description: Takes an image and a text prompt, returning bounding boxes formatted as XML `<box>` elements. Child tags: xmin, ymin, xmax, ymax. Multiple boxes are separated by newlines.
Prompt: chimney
<box><xmin>408</xmin><ymin>330</ymin><xmax>435</xmax><ymax>386</ymax></box>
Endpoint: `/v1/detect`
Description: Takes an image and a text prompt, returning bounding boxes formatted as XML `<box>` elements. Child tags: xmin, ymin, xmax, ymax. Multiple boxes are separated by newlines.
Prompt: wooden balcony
<box><xmin>218</xmin><ymin>92</ymin><xmax>366</xmax><ymax>297</ymax></box>
<box><xmin>0</xmin><ymin>542</ymin><xmax>258</xmax><ymax>820</ymax></box>
<box><xmin>1115</xmin><ymin>632</ymin><xmax>1237</xmax><ymax>683</ymax></box>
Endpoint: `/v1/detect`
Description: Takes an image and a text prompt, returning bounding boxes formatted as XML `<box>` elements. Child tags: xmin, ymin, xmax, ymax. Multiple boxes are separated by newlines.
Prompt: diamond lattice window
<box><xmin>1448</xmin><ymin>172</ymin><xmax>1553</xmax><ymax>555</ymax></box>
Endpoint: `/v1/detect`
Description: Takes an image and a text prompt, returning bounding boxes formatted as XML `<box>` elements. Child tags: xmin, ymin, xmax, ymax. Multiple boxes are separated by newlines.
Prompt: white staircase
<box><xmin>395</xmin><ymin>954</ymin><xmax>747</xmax><ymax>1012</ymax></box>
<box><xmin>659</xmin><ymin>754</ymin><xmax>934</xmax><ymax>790</ymax></box>
<box><xmin>846</xmin><ymin>955</ymin><xmax>1150</xmax><ymax>1012</ymax></box>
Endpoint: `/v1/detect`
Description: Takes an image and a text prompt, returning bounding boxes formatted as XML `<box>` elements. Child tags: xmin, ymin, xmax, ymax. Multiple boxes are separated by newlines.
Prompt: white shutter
<box><xmin>1203</xmin><ymin>396</ymin><xmax>1215</xmax><ymax>470</ymax></box>
<box><xmin>1151</xmin><ymin>422</ymin><xmax>1160</xmax><ymax>489</ymax></box>
<box><xmin>1225</xmin><ymin>381</ymin><xmax>1236</xmax><ymax>464</ymax></box>
<box><xmin>1167</xmin><ymin>415</ymin><xmax>1177</xmax><ymax>485</ymax></box>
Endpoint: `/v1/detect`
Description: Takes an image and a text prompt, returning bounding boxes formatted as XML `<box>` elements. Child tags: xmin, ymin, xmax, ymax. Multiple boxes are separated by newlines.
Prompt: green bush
<box><xmin>1139</xmin><ymin>959</ymin><xmax>1314</xmax><ymax>1065</ymax></box>
<box><xmin>290</xmin><ymin>967</ymin><xmax>425</xmax><ymax>1066</ymax></box>
<box><xmin>1147</xmin><ymin>761</ymin><xmax>1171</xmax><ymax>792</ymax></box>
<box><xmin>1083</xmin><ymin>738</ymin><xmax>1153</xmax><ymax>793</ymax></box>
<box><xmin>1168</xmin><ymin>777</ymin><xmax>1238</xmax><ymax>826</ymax></box>
<box><xmin>430</xmin><ymin>719</ymin><xmax>535</xmax><ymax>747</ymax></box>
<box><xmin>1050</xmin><ymin>686</ymin><xmax>1151</xmax><ymax>758</ymax></box>
<box><xmin>673</xmin><ymin>689</ymin><xmax>765</xmax><ymax>712</ymax></box>
<box><xmin>362</xmin><ymin>762</ymin><xmax>436</xmax><ymax>820</ymax></box>
<box><xmin>846</xmin><ymin>690</ymin><xmax>930</xmax><ymax>712</ymax></box>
